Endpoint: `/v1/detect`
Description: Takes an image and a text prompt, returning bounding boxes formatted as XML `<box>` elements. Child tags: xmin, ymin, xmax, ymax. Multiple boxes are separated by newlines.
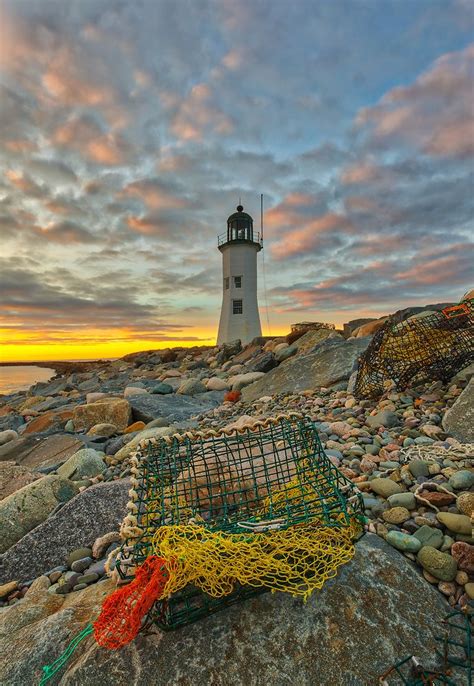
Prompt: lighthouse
<box><xmin>217</xmin><ymin>204</ymin><xmax>263</xmax><ymax>346</ymax></box>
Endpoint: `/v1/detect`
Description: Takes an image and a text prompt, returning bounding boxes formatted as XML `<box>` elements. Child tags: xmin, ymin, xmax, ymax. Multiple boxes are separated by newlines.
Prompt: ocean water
<box><xmin>0</xmin><ymin>366</ymin><xmax>56</xmax><ymax>395</ymax></box>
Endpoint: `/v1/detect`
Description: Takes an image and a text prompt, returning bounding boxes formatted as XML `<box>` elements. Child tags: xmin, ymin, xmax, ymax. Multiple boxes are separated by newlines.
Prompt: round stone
<box><xmin>369</xmin><ymin>478</ymin><xmax>406</xmax><ymax>498</ymax></box>
<box><xmin>413</xmin><ymin>525</ymin><xmax>444</xmax><ymax>550</ymax></box>
<box><xmin>67</xmin><ymin>548</ymin><xmax>92</xmax><ymax>567</ymax></box>
<box><xmin>456</xmin><ymin>492</ymin><xmax>474</xmax><ymax>517</ymax></box>
<box><xmin>416</xmin><ymin>546</ymin><xmax>457</xmax><ymax>581</ymax></box>
<box><xmin>383</xmin><ymin>507</ymin><xmax>410</xmax><ymax>524</ymax></box>
<box><xmin>449</xmin><ymin>470</ymin><xmax>474</xmax><ymax>490</ymax></box>
<box><xmin>408</xmin><ymin>460</ymin><xmax>430</xmax><ymax>478</ymax></box>
<box><xmin>71</xmin><ymin>557</ymin><xmax>93</xmax><ymax>573</ymax></box>
<box><xmin>387</xmin><ymin>492</ymin><xmax>416</xmax><ymax>510</ymax></box>
<box><xmin>436</xmin><ymin>512</ymin><xmax>472</xmax><ymax>536</ymax></box>
<box><xmin>386</xmin><ymin>531</ymin><xmax>422</xmax><ymax>553</ymax></box>
<box><xmin>451</xmin><ymin>542</ymin><xmax>474</xmax><ymax>574</ymax></box>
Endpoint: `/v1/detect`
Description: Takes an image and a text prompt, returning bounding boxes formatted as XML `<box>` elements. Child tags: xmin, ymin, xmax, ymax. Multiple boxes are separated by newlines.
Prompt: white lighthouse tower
<box><xmin>217</xmin><ymin>204</ymin><xmax>263</xmax><ymax>346</ymax></box>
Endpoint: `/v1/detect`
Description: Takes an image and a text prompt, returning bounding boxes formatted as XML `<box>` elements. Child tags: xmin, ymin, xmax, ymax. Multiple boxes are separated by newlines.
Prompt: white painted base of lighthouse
<box><xmin>217</xmin><ymin>242</ymin><xmax>262</xmax><ymax>346</ymax></box>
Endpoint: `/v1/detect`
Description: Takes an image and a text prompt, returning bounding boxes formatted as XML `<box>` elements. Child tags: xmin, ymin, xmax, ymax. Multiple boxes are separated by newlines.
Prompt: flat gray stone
<box><xmin>0</xmin><ymin>479</ymin><xmax>130</xmax><ymax>583</ymax></box>
<box><xmin>242</xmin><ymin>337</ymin><xmax>372</xmax><ymax>401</ymax></box>
<box><xmin>0</xmin><ymin>434</ymin><xmax>85</xmax><ymax>470</ymax></box>
<box><xmin>129</xmin><ymin>392</ymin><xmax>225</xmax><ymax>424</ymax></box>
<box><xmin>0</xmin><ymin>535</ymin><xmax>453</xmax><ymax>686</ymax></box>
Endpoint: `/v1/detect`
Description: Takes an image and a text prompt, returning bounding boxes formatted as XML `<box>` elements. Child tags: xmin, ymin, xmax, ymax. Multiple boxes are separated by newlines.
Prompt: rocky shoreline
<box><xmin>0</xmin><ymin>311</ymin><xmax>472</xmax><ymax>683</ymax></box>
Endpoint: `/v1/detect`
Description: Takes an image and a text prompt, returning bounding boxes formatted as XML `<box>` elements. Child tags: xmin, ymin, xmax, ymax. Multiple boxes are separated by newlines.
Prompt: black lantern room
<box><xmin>218</xmin><ymin>205</ymin><xmax>262</xmax><ymax>251</ymax></box>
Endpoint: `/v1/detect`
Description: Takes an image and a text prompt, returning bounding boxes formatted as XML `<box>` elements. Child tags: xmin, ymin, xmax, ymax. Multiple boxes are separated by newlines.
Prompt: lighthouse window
<box><xmin>234</xmin><ymin>276</ymin><xmax>242</xmax><ymax>288</ymax></box>
<box><xmin>232</xmin><ymin>299</ymin><xmax>243</xmax><ymax>315</ymax></box>
<box><xmin>225</xmin><ymin>277</ymin><xmax>229</xmax><ymax>290</ymax></box>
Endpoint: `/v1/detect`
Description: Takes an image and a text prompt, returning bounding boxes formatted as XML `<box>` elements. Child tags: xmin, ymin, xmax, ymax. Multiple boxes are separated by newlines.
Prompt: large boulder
<box><xmin>128</xmin><ymin>392</ymin><xmax>225</xmax><ymax>424</ymax></box>
<box><xmin>442</xmin><ymin>377</ymin><xmax>474</xmax><ymax>442</ymax></box>
<box><xmin>0</xmin><ymin>434</ymin><xmax>85</xmax><ymax>470</ymax></box>
<box><xmin>0</xmin><ymin>535</ymin><xmax>453</xmax><ymax>685</ymax></box>
<box><xmin>0</xmin><ymin>476</ymin><xmax>78</xmax><ymax>553</ymax></box>
<box><xmin>73</xmin><ymin>399</ymin><xmax>131</xmax><ymax>432</ymax></box>
<box><xmin>242</xmin><ymin>337</ymin><xmax>371</xmax><ymax>402</ymax></box>
<box><xmin>0</xmin><ymin>479</ymin><xmax>130</xmax><ymax>584</ymax></box>
<box><xmin>0</xmin><ymin>461</ymin><xmax>40</xmax><ymax>501</ymax></box>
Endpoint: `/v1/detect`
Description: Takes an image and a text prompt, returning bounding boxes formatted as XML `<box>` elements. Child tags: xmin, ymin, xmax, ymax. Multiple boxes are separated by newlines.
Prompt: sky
<box><xmin>0</xmin><ymin>0</ymin><xmax>473</xmax><ymax>362</ymax></box>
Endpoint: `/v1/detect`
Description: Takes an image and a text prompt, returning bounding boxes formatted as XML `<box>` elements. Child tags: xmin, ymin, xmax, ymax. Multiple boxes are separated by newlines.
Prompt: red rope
<box><xmin>93</xmin><ymin>556</ymin><xmax>169</xmax><ymax>649</ymax></box>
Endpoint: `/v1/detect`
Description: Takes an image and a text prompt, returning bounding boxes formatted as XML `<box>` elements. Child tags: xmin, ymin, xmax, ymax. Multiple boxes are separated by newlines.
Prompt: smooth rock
<box><xmin>0</xmin><ymin>434</ymin><xmax>85</xmax><ymax>470</ymax></box>
<box><xmin>366</xmin><ymin>411</ymin><xmax>400</xmax><ymax>429</ymax></box>
<box><xmin>177</xmin><ymin>379</ymin><xmax>207</xmax><ymax>396</ymax></box>
<box><xmin>436</xmin><ymin>512</ymin><xmax>472</xmax><ymax>536</ymax></box>
<box><xmin>0</xmin><ymin>461</ymin><xmax>41</xmax><ymax>500</ymax></box>
<box><xmin>67</xmin><ymin>549</ymin><xmax>93</xmax><ymax>567</ymax></box>
<box><xmin>205</xmin><ymin>377</ymin><xmax>229</xmax><ymax>392</ymax></box>
<box><xmin>416</xmin><ymin>546</ymin><xmax>457</xmax><ymax>581</ymax></box>
<box><xmin>369</xmin><ymin>478</ymin><xmax>406</xmax><ymax>498</ymax></box>
<box><xmin>0</xmin><ymin>430</ymin><xmax>18</xmax><ymax>446</ymax></box>
<box><xmin>87</xmin><ymin>423</ymin><xmax>117</xmax><ymax>437</ymax></box>
<box><xmin>0</xmin><ymin>580</ymin><xmax>18</xmax><ymax>599</ymax></box>
<box><xmin>0</xmin><ymin>535</ymin><xmax>453</xmax><ymax>686</ymax></box>
<box><xmin>448</xmin><ymin>470</ymin><xmax>474</xmax><ymax>491</ymax></box>
<box><xmin>408</xmin><ymin>460</ymin><xmax>430</xmax><ymax>478</ymax></box>
<box><xmin>414</xmin><ymin>526</ymin><xmax>444</xmax><ymax>550</ymax></box>
<box><xmin>385</xmin><ymin>531</ymin><xmax>422</xmax><ymax>553</ymax></box>
<box><xmin>56</xmin><ymin>449</ymin><xmax>106</xmax><ymax>480</ymax></box>
<box><xmin>128</xmin><ymin>393</ymin><xmax>224</xmax><ymax>424</ymax></box>
<box><xmin>0</xmin><ymin>476</ymin><xmax>78</xmax><ymax>554</ymax></box>
<box><xmin>113</xmin><ymin>427</ymin><xmax>175</xmax><ymax>462</ymax></box>
<box><xmin>0</xmin><ymin>480</ymin><xmax>129</xmax><ymax>584</ymax></box>
<box><xmin>151</xmin><ymin>383</ymin><xmax>174</xmax><ymax>395</ymax></box>
<box><xmin>387</xmin><ymin>493</ymin><xmax>416</xmax><ymax>510</ymax></box>
<box><xmin>73</xmin><ymin>399</ymin><xmax>131</xmax><ymax>433</ymax></box>
<box><xmin>124</xmin><ymin>387</ymin><xmax>149</xmax><ymax>398</ymax></box>
<box><xmin>229</xmin><ymin>372</ymin><xmax>265</xmax><ymax>392</ymax></box>
<box><xmin>242</xmin><ymin>335</ymin><xmax>371</xmax><ymax>401</ymax></box>
<box><xmin>382</xmin><ymin>507</ymin><xmax>410</xmax><ymax>524</ymax></box>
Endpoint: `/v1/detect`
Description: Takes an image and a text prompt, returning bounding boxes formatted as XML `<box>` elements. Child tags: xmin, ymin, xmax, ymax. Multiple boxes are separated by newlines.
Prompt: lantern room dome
<box><xmin>218</xmin><ymin>204</ymin><xmax>262</xmax><ymax>251</ymax></box>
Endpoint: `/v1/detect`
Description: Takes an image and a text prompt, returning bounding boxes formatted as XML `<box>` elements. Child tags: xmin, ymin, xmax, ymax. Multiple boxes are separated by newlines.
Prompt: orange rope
<box><xmin>93</xmin><ymin>556</ymin><xmax>170</xmax><ymax>649</ymax></box>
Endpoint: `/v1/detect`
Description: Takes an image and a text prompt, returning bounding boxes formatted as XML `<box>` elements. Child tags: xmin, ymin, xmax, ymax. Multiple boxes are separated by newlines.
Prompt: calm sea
<box><xmin>0</xmin><ymin>366</ymin><xmax>56</xmax><ymax>395</ymax></box>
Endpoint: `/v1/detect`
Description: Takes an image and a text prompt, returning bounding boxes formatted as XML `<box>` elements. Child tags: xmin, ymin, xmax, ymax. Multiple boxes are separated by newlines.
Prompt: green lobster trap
<box><xmin>112</xmin><ymin>412</ymin><xmax>365</xmax><ymax>632</ymax></box>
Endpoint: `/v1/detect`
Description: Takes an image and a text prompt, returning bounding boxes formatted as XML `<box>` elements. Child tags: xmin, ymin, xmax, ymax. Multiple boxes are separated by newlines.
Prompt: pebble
<box><xmin>386</xmin><ymin>531</ymin><xmax>422</xmax><ymax>553</ymax></box>
<box><xmin>387</xmin><ymin>493</ymin><xmax>416</xmax><ymax>510</ymax></box>
<box><xmin>449</xmin><ymin>470</ymin><xmax>474</xmax><ymax>490</ymax></box>
<box><xmin>416</xmin><ymin>547</ymin><xmax>457</xmax><ymax>582</ymax></box>
<box><xmin>456</xmin><ymin>492</ymin><xmax>474</xmax><ymax>517</ymax></box>
<box><xmin>71</xmin><ymin>557</ymin><xmax>94</xmax><ymax>573</ymax></box>
<box><xmin>413</xmin><ymin>525</ymin><xmax>444</xmax><ymax>550</ymax></box>
<box><xmin>67</xmin><ymin>548</ymin><xmax>93</xmax><ymax>567</ymax></box>
<box><xmin>369</xmin><ymin>478</ymin><xmax>406</xmax><ymax>498</ymax></box>
<box><xmin>408</xmin><ymin>460</ymin><xmax>430</xmax><ymax>478</ymax></box>
<box><xmin>382</xmin><ymin>507</ymin><xmax>410</xmax><ymax>524</ymax></box>
<box><xmin>436</xmin><ymin>513</ymin><xmax>472</xmax><ymax>536</ymax></box>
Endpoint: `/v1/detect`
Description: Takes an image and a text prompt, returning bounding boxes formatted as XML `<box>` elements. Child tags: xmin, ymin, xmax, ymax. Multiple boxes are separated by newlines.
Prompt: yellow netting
<box><xmin>151</xmin><ymin>517</ymin><xmax>361</xmax><ymax>601</ymax></box>
<box><xmin>148</xmin><ymin>464</ymin><xmax>362</xmax><ymax>602</ymax></box>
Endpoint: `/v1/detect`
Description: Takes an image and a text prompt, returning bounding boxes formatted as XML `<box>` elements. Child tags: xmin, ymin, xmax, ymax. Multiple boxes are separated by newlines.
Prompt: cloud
<box><xmin>28</xmin><ymin>159</ymin><xmax>77</xmax><ymax>184</ymax></box>
<box><xmin>34</xmin><ymin>220</ymin><xmax>97</xmax><ymax>244</ymax></box>
<box><xmin>170</xmin><ymin>83</ymin><xmax>234</xmax><ymax>141</ymax></box>
<box><xmin>355</xmin><ymin>44</ymin><xmax>474</xmax><ymax>158</ymax></box>
<box><xmin>53</xmin><ymin>115</ymin><xmax>130</xmax><ymax>165</ymax></box>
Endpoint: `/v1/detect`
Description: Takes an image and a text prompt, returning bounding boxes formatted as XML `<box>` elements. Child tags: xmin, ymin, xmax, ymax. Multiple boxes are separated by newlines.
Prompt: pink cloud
<box><xmin>170</xmin><ymin>83</ymin><xmax>233</xmax><ymax>142</ymax></box>
<box><xmin>121</xmin><ymin>179</ymin><xmax>189</xmax><ymax>211</ymax></box>
<box><xmin>355</xmin><ymin>44</ymin><xmax>474</xmax><ymax>158</ymax></box>
<box><xmin>271</xmin><ymin>213</ymin><xmax>353</xmax><ymax>259</ymax></box>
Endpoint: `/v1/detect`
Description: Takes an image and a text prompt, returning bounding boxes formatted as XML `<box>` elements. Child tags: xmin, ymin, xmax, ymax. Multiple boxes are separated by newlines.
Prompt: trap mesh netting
<box><xmin>354</xmin><ymin>297</ymin><xmax>474</xmax><ymax>399</ymax></box>
<box><xmin>94</xmin><ymin>413</ymin><xmax>364</xmax><ymax>642</ymax></box>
